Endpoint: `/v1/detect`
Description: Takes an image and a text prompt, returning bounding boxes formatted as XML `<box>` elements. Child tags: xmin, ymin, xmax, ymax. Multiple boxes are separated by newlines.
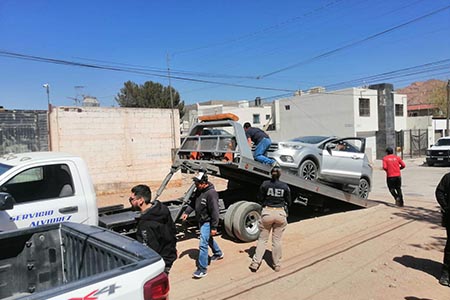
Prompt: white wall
<box><xmin>353</xmin><ymin>88</ymin><xmax>379</xmax><ymax>133</ymax></box>
<box><xmin>196</xmin><ymin>103</ymin><xmax>272</xmax><ymax>130</ymax></box>
<box><xmin>394</xmin><ymin>94</ymin><xmax>408</xmax><ymax>131</ymax></box>
<box><xmin>228</xmin><ymin>106</ymin><xmax>272</xmax><ymax>129</ymax></box>
<box><xmin>274</xmin><ymin>89</ymin><xmax>356</xmax><ymax>141</ymax></box>
<box><xmin>432</xmin><ymin>118</ymin><xmax>450</xmax><ymax>141</ymax></box>
<box><xmin>49</xmin><ymin>106</ymin><xmax>181</xmax><ymax>195</ymax></box>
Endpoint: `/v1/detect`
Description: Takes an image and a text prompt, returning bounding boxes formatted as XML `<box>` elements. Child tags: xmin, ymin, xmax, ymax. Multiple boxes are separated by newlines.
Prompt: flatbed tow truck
<box><xmin>100</xmin><ymin>114</ymin><xmax>375</xmax><ymax>242</ymax></box>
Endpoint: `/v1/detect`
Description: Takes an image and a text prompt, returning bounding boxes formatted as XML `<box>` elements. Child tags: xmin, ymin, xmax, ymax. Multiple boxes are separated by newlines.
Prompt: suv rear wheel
<box><xmin>358</xmin><ymin>178</ymin><xmax>370</xmax><ymax>199</ymax></box>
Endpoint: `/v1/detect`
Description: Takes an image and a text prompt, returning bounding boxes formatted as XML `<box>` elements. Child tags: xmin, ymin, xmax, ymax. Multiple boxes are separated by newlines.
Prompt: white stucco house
<box><xmin>269</xmin><ymin>84</ymin><xmax>408</xmax><ymax>161</ymax></box>
<box><xmin>181</xmin><ymin>99</ymin><xmax>273</xmax><ymax>135</ymax></box>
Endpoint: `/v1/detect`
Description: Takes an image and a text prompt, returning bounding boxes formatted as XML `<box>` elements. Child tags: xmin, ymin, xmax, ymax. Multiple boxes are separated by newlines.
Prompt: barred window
<box><xmin>359</xmin><ymin>98</ymin><xmax>370</xmax><ymax>117</ymax></box>
<box><xmin>395</xmin><ymin>104</ymin><xmax>404</xmax><ymax>116</ymax></box>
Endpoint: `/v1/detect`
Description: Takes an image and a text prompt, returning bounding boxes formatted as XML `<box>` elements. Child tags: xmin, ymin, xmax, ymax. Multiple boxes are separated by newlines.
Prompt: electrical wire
<box><xmin>259</xmin><ymin>4</ymin><xmax>450</xmax><ymax>79</ymax></box>
<box><xmin>172</xmin><ymin>0</ymin><xmax>345</xmax><ymax>56</ymax></box>
<box><xmin>0</xmin><ymin>50</ymin><xmax>294</xmax><ymax>92</ymax></box>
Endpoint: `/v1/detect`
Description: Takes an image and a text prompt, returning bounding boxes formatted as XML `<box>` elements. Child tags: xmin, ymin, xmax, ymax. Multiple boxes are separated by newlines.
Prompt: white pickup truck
<box><xmin>426</xmin><ymin>136</ymin><xmax>450</xmax><ymax>166</ymax></box>
<box><xmin>0</xmin><ymin>221</ymin><xmax>169</xmax><ymax>300</ymax></box>
<box><xmin>0</xmin><ymin>152</ymin><xmax>169</xmax><ymax>300</ymax></box>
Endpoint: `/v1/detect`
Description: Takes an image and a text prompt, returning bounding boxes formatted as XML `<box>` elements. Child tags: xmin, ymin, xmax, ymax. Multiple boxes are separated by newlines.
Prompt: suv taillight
<box><xmin>143</xmin><ymin>272</ymin><xmax>170</xmax><ymax>300</ymax></box>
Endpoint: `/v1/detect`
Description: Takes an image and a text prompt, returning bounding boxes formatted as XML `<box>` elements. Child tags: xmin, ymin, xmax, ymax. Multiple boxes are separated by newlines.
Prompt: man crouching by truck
<box><xmin>130</xmin><ymin>184</ymin><xmax>178</xmax><ymax>274</ymax></box>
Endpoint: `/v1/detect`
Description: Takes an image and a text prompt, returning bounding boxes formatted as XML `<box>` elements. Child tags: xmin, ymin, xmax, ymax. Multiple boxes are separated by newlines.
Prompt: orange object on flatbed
<box><xmin>198</xmin><ymin>113</ymin><xmax>239</xmax><ymax>122</ymax></box>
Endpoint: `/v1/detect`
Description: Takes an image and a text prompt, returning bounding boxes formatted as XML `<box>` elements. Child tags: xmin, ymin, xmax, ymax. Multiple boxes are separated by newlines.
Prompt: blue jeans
<box><xmin>254</xmin><ymin>137</ymin><xmax>275</xmax><ymax>164</ymax></box>
<box><xmin>198</xmin><ymin>222</ymin><xmax>222</xmax><ymax>272</ymax></box>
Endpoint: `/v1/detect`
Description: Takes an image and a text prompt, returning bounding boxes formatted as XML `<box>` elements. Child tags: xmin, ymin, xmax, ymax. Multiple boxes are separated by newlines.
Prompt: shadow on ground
<box><xmin>243</xmin><ymin>246</ymin><xmax>275</xmax><ymax>269</ymax></box>
<box><xmin>393</xmin><ymin>255</ymin><xmax>441</xmax><ymax>280</ymax></box>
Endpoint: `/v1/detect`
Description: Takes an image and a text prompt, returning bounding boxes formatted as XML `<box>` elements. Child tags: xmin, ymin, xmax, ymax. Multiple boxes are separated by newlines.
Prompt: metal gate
<box><xmin>0</xmin><ymin>110</ymin><xmax>49</xmax><ymax>155</ymax></box>
<box><xmin>398</xmin><ymin>129</ymin><xmax>428</xmax><ymax>158</ymax></box>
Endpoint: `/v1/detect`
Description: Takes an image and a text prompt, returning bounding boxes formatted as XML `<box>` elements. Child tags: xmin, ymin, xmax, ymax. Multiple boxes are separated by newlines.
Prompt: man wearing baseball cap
<box><xmin>181</xmin><ymin>171</ymin><xmax>223</xmax><ymax>279</ymax></box>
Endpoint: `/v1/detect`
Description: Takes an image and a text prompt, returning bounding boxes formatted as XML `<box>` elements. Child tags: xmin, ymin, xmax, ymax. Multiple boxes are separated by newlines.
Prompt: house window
<box><xmin>359</xmin><ymin>98</ymin><xmax>370</xmax><ymax>117</ymax></box>
<box><xmin>253</xmin><ymin>114</ymin><xmax>260</xmax><ymax>124</ymax></box>
<box><xmin>266</xmin><ymin>114</ymin><xmax>270</xmax><ymax>120</ymax></box>
<box><xmin>285</xmin><ymin>105</ymin><xmax>290</xmax><ymax>110</ymax></box>
<box><xmin>395</xmin><ymin>104</ymin><xmax>404</xmax><ymax>116</ymax></box>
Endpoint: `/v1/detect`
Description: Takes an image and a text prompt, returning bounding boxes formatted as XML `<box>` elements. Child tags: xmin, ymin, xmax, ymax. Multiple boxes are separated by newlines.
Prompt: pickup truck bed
<box><xmin>0</xmin><ymin>222</ymin><xmax>167</xmax><ymax>300</ymax></box>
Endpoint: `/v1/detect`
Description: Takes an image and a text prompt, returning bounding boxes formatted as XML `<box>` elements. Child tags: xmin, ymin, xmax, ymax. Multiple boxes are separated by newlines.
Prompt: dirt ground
<box><xmin>98</xmin><ymin>159</ymin><xmax>450</xmax><ymax>300</ymax></box>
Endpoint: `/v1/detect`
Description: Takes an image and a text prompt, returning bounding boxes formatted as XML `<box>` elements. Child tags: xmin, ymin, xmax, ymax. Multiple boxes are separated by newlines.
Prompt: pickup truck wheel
<box><xmin>232</xmin><ymin>202</ymin><xmax>262</xmax><ymax>242</ymax></box>
<box><xmin>358</xmin><ymin>178</ymin><xmax>370</xmax><ymax>199</ymax></box>
<box><xmin>298</xmin><ymin>159</ymin><xmax>318</xmax><ymax>181</ymax></box>
<box><xmin>224</xmin><ymin>201</ymin><xmax>246</xmax><ymax>238</ymax></box>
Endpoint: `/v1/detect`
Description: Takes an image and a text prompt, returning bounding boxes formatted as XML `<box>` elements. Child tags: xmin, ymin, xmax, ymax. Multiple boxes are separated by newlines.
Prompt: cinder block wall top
<box><xmin>49</xmin><ymin>106</ymin><xmax>181</xmax><ymax>195</ymax></box>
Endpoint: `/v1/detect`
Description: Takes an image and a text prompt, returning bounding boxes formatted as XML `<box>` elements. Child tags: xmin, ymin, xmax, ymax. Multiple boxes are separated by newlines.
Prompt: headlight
<box><xmin>426</xmin><ymin>150</ymin><xmax>431</xmax><ymax>156</ymax></box>
<box><xmin>279</xmin><ymin>143</ymin><xmax>303</xmax><ymax>150</ymax></box>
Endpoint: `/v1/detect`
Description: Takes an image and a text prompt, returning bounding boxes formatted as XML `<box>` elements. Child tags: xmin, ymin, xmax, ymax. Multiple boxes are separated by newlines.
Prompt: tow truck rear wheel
<box><xmin>232</xmin><ymin>202</ymin><xmax>262</xmax><ymax>242</ymax></box>
<box><xmin>223</xmin><ymin>201</ymin><xmax>246</xmax><ymax>238</ymax></box>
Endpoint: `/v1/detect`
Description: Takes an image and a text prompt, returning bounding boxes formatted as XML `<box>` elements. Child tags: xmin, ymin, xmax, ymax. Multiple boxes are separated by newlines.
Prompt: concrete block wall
<box><xmin>49</xmin><ymin>106</ymin><xmax>181</xmax><ymax>195</ymax></box>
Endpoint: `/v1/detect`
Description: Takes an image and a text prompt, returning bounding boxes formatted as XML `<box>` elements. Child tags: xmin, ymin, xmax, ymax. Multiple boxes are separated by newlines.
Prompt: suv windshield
<box><xmin>436</xmin><ymin>139</ymin><xmax>450</xmax><ymax>146</ymax></box>
<box><xmin>0</xmin><ymin>163</ymin><xmax>12</xmax><ymax>176</ymax></box>
<box><xmin>290</xmin><ymin>136</ymin><xmax>330</xmax><ymax>144</ymax></box>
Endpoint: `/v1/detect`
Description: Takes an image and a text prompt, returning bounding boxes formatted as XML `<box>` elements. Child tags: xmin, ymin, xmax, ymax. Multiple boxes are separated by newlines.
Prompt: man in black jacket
<box><xmin>435</xmin><ymin>173</ymin><xmax>450</xmax><ymax>287</ymax></box>
<box><xmin>181</xmin><ymin>171</ymin><xmax>223</xmax><ymax>279</ymax></box>
<box><xmin>130</xmin><ymin>184</ymin><xmax>177</xmax><ymax>274</ymax></box>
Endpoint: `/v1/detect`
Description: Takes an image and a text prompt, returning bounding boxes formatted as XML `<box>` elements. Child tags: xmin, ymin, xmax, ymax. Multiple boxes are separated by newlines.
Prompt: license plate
<box><xmin>438</xmin><ymin>157</ymin><xmax>444</xmax><ymax>160</ymax></box>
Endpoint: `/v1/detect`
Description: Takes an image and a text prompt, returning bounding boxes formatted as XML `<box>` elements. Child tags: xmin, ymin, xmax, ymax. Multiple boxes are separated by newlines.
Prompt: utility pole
<box><xmin>447</xmin><ymin>79</ymin><xmax>450</xmax><ymax>136</ymax></box>
<box><xmin>42</xmin><ymin>83</ymin><xmax>52</xmax><ymax>151</ymax></box>
<box><xmin>43</xmin><ymin>83</ymin><xmax>50</xmax><ymax>107</ymax></box>
<box><xmin>167</xmin><ymin>53</ymin><xmax>177</xmax><ymax>160</ymax></box>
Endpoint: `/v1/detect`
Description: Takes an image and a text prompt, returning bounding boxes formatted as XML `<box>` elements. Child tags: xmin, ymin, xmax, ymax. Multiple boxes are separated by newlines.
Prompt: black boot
<box><xmin>439</xmin><ymin>265</ymin><xmax>450</xmax><ymax>286</ymax></box>
<box><xmin>395</xmin><ymin>198</ymin><xmax>404</xmax><ymax>207</ymax></box>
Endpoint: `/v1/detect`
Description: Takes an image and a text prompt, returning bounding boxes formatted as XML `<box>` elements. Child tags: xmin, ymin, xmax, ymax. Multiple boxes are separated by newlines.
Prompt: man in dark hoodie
<box><xmin>435</xmin><ymin>173</ymin><xmax>450</xmax><ymax>287</ymax></box>
<box><xmin>181</xmin><ymin>171</ymin><xmax>223</xmax><ymax>279</ymax></box>
<box><xmin>130</xmin><ymin>184</ymin><xmax>177</xmax><ymax>274</ymax></box>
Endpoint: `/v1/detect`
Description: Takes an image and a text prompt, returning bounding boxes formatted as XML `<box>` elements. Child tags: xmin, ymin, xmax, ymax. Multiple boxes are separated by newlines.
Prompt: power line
<box><xmin>0</xmin><ymin>50</ymin><xmax>294</xmax><ymax>92</ymax></box>
<box><xmin>171</xmin><ymin>0</ymin><xmax>345</xmax><ymax>56</ymax></box>
<box><xmin>73</xmin><ymin>56</ymin><xmax>257</xmax><ymax>80</ymax></box>
<box><xmin>324</xmin><ymin>58</ymin><xmax>450</xmax><ymax>89</ymax></box>
<box><xmin>1</xmin><ymin>48</ymin><xmax>447</xmax><ymax>102</ymax></box>
<box><xmin>259</xmin><ymin>4</ymin><xmax>450</xmax><ymax>79</ymax></box>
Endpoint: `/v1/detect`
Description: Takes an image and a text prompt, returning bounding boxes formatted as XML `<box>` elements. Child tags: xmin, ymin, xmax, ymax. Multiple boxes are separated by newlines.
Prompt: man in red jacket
<box><xmin>382</xmin><ymin>147</ymin><xmax>406</xmax><ymax>207</ymax></box>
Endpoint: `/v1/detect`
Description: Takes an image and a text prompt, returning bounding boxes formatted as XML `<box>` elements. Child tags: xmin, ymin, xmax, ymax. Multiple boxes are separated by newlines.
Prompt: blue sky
<box><xmin>1</xmin><ymin>0</ymin><xmax>449</xmax><ymax>110</ymax></box>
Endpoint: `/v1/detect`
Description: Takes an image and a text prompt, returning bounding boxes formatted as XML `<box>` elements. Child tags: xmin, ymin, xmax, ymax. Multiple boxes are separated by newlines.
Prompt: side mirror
<box><xmin>326</xmin><ymin>144</ymin><xmax>333</xmax><ymax>155</ymax></box>
<box><xmin>0</xmin><ymin>192</ymin><xmax>15</xmax><ymax>210</ymax></box>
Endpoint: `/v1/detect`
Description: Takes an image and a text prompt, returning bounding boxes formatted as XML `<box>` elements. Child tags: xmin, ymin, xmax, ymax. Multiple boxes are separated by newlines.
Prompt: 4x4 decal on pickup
<box><xmin>68</xmin><ymin>284</ymin><xmax>121</xmax><ymax>300</ymax></box>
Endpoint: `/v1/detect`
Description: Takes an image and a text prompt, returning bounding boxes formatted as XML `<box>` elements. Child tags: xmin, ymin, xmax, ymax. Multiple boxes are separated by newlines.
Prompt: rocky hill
<box><xmin>396</xmin><ymin>79</ymin><xmax>447</xmax><ymax>106</ymax></box>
